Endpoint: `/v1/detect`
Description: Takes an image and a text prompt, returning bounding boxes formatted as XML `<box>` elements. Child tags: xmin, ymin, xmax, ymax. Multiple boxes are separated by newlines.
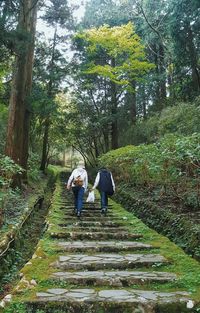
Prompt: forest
<box><xmin>0</xmin><ymin>0</ymin><xmax>200</xmax><ymax>311</ymax></box>
<box><xmin>0</xmin><ymin>0</ymin><xmax>199</xmax><ymax>240</ymax></box>
<box><xmin>0</xmin><ymin>0</ymin><xmax>199</xmax><ymax>224</ymax></box>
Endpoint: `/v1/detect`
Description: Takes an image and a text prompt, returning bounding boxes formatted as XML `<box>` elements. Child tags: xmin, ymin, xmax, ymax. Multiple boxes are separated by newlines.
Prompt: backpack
<box><xmin>74</xmin><ymin>175</ymin><xmax>84</xmax><ymax>187</ymax></box>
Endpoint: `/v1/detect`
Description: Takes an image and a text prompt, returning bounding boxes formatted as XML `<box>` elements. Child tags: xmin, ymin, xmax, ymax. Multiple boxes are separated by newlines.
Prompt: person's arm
<box><xmin>111</xmin><ymin>173</ymin><xmax>115</xmax><ymax>191</ymax></box>
<box><xmin>85</xmin><ymin>171</ymin><xmax>88</xmax><ymax>191</ymax></box>
<box><xmin>67</xmin><ymin>170</ymin><xmax>75</xmax><ymax>189</ymax></box>
<box><xmin>92</xmin><ymin>172</ymin><xmax>100</xmax><ymax>189</ymax></box>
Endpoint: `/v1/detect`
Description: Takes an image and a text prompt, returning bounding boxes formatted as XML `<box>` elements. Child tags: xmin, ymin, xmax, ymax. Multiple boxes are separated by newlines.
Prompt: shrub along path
<box><xmin>1</xmin><ymin>173</ymin><xmax>200</xmax><ymax>313</ymax></box>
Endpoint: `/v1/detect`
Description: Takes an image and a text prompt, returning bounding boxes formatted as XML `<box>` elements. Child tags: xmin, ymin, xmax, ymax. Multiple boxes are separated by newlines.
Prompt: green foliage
<box><xmin>27</xmin><ymin>153</ymin><xmax>41</xmax><ymax>182</ymax></box>
<box><xmin>120</xmin><ymin>100</ymin><xmax>200</xmax><ymax>146</ymax></box>
<box><xmin>75</xmin><ymin>22</ymin><xmax>154</xmax><ymax>88</ymax></box>
<box><xmin>100</xmin><ymin>134</ymin><xmax>200</xmax><ymax>207</ymax></box>
<box><xmin>0</xmin><ymin>155</ymin><xmax>23</xmax><ymax>188</ymax></box>
<box><xmin>0</xmin><ymin>103</ymin><xmax>8</xmax><ymax>154</ymax></box>
<box><xmin>0</xmin><ymin>155</ymin><xmax>24</xmax><ymax>225</ymax></box>
<box><xmin>158</xmin><ymin>102</ymin><xmax>200</xmax><ymax>136</ymax></box>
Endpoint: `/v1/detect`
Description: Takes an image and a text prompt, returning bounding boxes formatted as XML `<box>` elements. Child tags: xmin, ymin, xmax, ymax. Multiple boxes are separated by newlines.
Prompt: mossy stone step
<box><xmin>56</xmin><ymin>226</ymin><xmax>127</xmax><ymax>233</ymax></box>
<box><xmin>62</xmin><ymin>211</ymin><xmax>116</xmax><ymax>218</ymax></box>
<box><xmin>27</xmin><ymin>288</ymin><xmax>190</xmax><ymax>313</ymax></box>
<box><xmin>63</xmin><ymin>216</ymin><xmax>126</xmax><ymax>221</ymax></box>
<box><xmin>60</xmin><ymin>206</ymin><xmax>114</xmax><ymax>211</ymax></box>
<box><xmin>50</xmin><ymin>231</ymin><xmax>142</xmax><ymax>241</ymax></box>
<box><xmin>56</xmin><ymin>240</ymin><xmax>153</xmax><ymax>252</ymax></box>
<box><xmin>60</xmin><ymin>221</ymin><xmax>124</xmax><ymax>227</ymax></box>
<box><xmin>51</xmin><ymin>270</ymin><xmax>177</xmax><ymax>286</ymax></box>
<box><xmin>59</xmin><ymin>206</ymin><xmax>113</xmax><ymax>211</ymax></box>
<box><xmin>52</xmin><ymin>253</ymin><xmax>167</xmax><ymax>270</ymax></box>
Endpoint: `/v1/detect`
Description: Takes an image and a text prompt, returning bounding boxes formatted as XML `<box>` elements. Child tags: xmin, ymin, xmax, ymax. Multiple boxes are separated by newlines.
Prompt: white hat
<box><xmin>77</xmin><ymin>160</ymin><xmax>85</xmax><ymax>168</ymax></box>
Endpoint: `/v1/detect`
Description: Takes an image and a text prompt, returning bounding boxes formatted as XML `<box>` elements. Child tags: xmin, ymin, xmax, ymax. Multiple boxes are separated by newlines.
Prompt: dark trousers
<box><xmin>72</xmin><ymin>186</ymin><xmax>85</xmax><ymax>213</ymax></box>
<box><xmin>101</xmin><ymin>191</ymin><xmax>108</xmax><ymax>210</ymax></box>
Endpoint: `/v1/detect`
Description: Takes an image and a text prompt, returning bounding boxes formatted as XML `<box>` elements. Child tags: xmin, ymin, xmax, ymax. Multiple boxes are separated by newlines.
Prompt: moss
<box><xmin>114</xmin><ymin>187</ymin><xmax>200</xmax><ymax>259</ymax></box>
<box><xmin>110</xmin><ymin>200</ymin><xmax>200</xmax><ymax>300</ymax></box>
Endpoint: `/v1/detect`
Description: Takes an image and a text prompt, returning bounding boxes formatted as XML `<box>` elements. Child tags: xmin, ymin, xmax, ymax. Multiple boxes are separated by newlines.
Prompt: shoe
<box><xmin>101</xmin><ymin>208</ymin><xmax>107</xmax><ymax>215</ymax></box>
<box><xmin>77</xmin><ymin>211</ymin><xmax>81</xmax><ymax>218</ymax></box>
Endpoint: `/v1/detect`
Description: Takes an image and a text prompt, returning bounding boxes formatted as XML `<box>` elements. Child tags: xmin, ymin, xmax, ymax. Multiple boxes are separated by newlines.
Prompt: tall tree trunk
<box><xmin>103</xmin><ymin>128</ymin><xmax>110</xmax><ymax>152</ymax></box>
<box><xmin>63</xmin><ymin>149</ymin><xmax>66</xmax><ymax>167</ymax></box>
<box><xmin>153</xmin><ymin>43</ymin><xmax>166</xmax><ymax>107</ymax></box>
<box><xmin>5</xmin><ymin>0</ymin><xmax>38</xmax><ymax>186</ymax></box>
<box><xmin>186</xmin><ymin>22</ymin><xmax>200</xmax><ymax>93</ymax></box>
<box><xmin>128</xmin><ymin>81</ymin><xmax>137</xmax><ymax>123</ymax></box>
<box><xmin>22</xmin><ymin>3</ymin><xmax>37</xmax><ymax>182</ymax></box>
<box><xmin>40</xmin><ymin>117</ymin><xmax>50</xmax><ymax>171</ymax></box>
<box><xmin>158</xmin><ymin>44</ymin><xmax>167</xmax><ymax>100</ymax></box>
<box><xmin>111</xmin><ymin>58</ymin><xmax>118</xmax><ymax>150</ymax></box>
<box><xmin>93</xmin><ymin>136</ymin><xmax>99</xmax><ymax>158</ymax></box>
<box><xmin>40</xmin><ymin>27</ymin><xmax>57</xmax><ymax>172</ymax></box>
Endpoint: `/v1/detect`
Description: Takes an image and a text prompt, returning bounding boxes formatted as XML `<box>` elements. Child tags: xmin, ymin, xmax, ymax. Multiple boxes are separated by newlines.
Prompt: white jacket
<box><xmin>67</xmin><ymin>167</ymin><xmax>88</xmax><ymax>190</ymax></box>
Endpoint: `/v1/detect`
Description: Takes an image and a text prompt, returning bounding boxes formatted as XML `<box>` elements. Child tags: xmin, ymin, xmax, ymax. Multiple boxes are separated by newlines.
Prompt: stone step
<box><xmin>60</xmin><ymin>221</ymin><xmax>124</xmax><ymax>228</ymax></box>
<box><xmin>62</xmin><ymin>211</ymin><xmax>116</xmax><ymax>218</ymax></box>
<box><xmin>52</xmin><ymin>253</ymin><xmax>167</xmax><ymax>270</ymax></box>
<box><xmin>50</xmin><ymin>231</ymin><xmax>142</xmax><ymax>241</ymax></box>
<box><xmin>56</xmin><ymin>226</ymin><xmax>127</xmax><ymax>232</ymax></box>
<box><xmin>59</xmin><ymin>206</ymin><xmax>113</xmax><ymax>211</ymax></box>
<box><xmin>56</xmin><ymin>241</ymin><xmax>153</xmax><ymax>252</ymax></box>
<box><xmin>51</xmin><ymin>270</ymin><xmax>177</xmax><ymax>286</ymax></box>
<box><xmin>28</xmin><ymin>288</ymin><xmax>190</xmax><ymax>313</ymax></box>
<box><xmin>63</xmin><ymin>216</ymin><xmax>126</xmax><ymax>222</ymax></box>
<box><xmin>55</xmin><ymin>201</ymin><xmax>107</xmax><ymax>206</ymax></box>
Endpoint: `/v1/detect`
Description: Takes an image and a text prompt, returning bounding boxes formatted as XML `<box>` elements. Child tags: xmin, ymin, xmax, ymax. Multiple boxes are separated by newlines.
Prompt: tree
<box><xmin>33</xmin><ymin>0</ymin><xmax>74</xmax><ymax>172</ymax></box>
<box><xmin>5</xmin><ymin>0</ymin><xmax>38</xmax><ymax>185</ymax></box>
<box><xmin>75</xmin><ymin>22</ymin><xmax>153</xmax><ymax>149</ymax></box>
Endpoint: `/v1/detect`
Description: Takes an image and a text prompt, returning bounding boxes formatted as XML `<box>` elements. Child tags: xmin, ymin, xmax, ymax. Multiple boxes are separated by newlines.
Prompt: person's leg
<box><xmin>72</xmin><ymin>187</ymin><xmax>78</xmax><ymax>212</ymax></box>
<box><xmin>77</xmin><ymin>187</ymin><xmax>85</xmax><ymax>216</ymax></box>
<box><xmin>105</xmin><ymin>192</ymin><xmax>108</xmax><ymax>209</ymax></box>
<box><xmin>101</xmin><ymin>191</ymin><xmax>107</xmax><ymax>214</ymax></box>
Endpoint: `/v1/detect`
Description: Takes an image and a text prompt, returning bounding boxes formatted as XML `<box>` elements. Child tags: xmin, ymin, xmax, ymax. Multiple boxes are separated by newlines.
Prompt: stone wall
<box><xmin>114</xmin><ymin>187</ymin><xmax>200</xmax><ymax>260</ymax></box>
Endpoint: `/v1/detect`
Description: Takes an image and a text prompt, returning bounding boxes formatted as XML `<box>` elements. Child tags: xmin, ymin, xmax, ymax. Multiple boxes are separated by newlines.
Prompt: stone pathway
<box><xmin>3</xmin><ymin>173</ymin><xmax>200</xmax><ymax>312</ymax></box>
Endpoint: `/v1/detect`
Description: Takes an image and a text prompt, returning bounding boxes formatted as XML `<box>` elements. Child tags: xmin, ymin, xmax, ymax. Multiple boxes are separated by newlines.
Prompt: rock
<box><xmin>187</xmin><ymin>300</ymin><xmax>194</xmax><ymax>308</ymax></box>
<box><xmin>4</xmin><ymin>294</ymin><xmax>12</xmax><ymax>302</ymax></box>
<box><xmin>30</xmin><ymin>279</ymin><xmax>37</xmax><ymax>286</ymax></box>
<box><xmin>0</xmin><ymin>300</ymin><xmax>5</xmax><ymax>308</ymax></box>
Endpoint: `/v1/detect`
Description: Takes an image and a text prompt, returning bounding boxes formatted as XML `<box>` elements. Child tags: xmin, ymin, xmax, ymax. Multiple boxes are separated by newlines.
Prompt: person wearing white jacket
<box><xmin>67</xmin><ymin>161</ymin><xmax>88</xmax><ymax>217</ymax></box>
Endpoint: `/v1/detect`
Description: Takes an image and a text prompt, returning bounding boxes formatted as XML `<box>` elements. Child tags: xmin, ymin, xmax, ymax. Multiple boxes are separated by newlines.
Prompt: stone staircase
<box><xmin>30</xmin><ymin>178</ymin><xmax>193</xmax><ymax>313</ymax></box>
<box><xmin>5</xmin><ymin>173</ymin><xmax>199</xmax><ymax>313</ymax></box>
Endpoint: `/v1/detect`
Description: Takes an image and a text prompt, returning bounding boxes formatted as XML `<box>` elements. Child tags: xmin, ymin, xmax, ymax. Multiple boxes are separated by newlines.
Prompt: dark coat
<box><xmin>98</xmin><ymin>169</ymin><xmax>114</xmax><ymax>195</ymax></box>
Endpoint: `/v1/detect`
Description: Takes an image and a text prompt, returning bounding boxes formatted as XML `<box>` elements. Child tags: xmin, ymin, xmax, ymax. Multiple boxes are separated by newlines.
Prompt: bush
<box><xmin>119</xmin><ymin>101</ymin><xmax>200</xmax><ymax>146</ymax></box>
<box><xmin>0</xmin><ymin>155</ymin><xmax>23</xmax><ymax>226</ymax></box>
<box><xmin>158</xmin><ymin>103</ymin><xmax>200</xmax><ymax>136</ymax></box>
<box><xmin>0</xmin><ymin>103</ymin><xmax>8</xmax><ymax>154</ymax></box>
<box><xmin>99</xmin><ymin>133</ymin><xmax>200</xmax><ymax>208</ymax></box>
<box><xmin>27</xmin><ymin>152</ymin><xmax>41</xmax><ymax>182</ymax></box>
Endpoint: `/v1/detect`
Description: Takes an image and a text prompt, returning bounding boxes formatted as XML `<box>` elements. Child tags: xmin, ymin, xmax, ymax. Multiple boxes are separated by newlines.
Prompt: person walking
<box><xmin>92</xmin><ymin>167</ymin><xmax>115</xmax><ymax>215</ymax></box>
<box><xmin>67</xmin><ymin>161</ymin><xmax>88</xmax><ymax>218</ymax></box>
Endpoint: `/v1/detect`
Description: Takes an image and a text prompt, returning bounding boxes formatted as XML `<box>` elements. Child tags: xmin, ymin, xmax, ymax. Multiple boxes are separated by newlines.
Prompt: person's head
<box><xmin>99</xmin><ymin>166</ymin><xmax>107</xmax><ymax>171</ymax></box>
<box><xmin>77</xmin><ymin>160</ymin><xmax>85</xmax><ymax>169</ymax></box>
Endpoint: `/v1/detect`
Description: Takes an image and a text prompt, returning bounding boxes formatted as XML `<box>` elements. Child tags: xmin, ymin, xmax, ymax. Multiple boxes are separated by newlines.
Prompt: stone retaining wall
<box><xmin>114</xmin><ymin>187</ymin><xmax>200</xmax><ymax>260</ymax></box>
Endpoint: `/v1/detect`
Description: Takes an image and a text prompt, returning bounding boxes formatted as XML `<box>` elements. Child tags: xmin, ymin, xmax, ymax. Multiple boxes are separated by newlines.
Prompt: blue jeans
<box><xmin>101</xmin><ymin>191</ymin><xmax>108</xmax><ymax>210</ymax></box>
<box><xmin>72</xmin><ymin>186</ymin><xmax>85</xmax><ymax>213</ymax></box>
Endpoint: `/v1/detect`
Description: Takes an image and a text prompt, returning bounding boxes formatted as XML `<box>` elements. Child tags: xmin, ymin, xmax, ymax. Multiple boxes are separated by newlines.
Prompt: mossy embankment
<box><xmin>99</xmin><ymin>134</ymin><xmax>200</xmax><ymax>259</ymax></box>
<box><xmin>0</xmin><ymin>166</ymin><xmax>62</xmax><ymax>298</ymax></box>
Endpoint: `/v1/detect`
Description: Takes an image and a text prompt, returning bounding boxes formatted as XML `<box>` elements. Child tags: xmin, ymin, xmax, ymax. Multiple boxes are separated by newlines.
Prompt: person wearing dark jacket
<box><xmin>92</xmin><ymin>168</ymin><xmax>115</xmax><ymax>214</ymax></box>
